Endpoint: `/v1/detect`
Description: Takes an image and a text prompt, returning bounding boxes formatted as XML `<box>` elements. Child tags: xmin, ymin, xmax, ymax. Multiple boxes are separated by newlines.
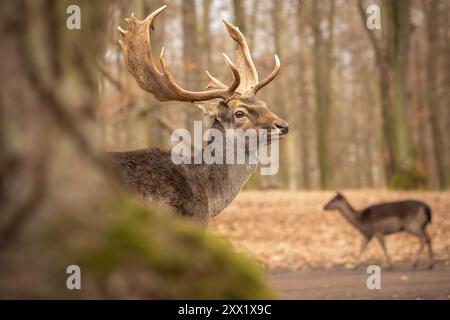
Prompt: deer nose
<box><xmin>275</xmin><ymin>122</ymin><xmax>289</xmax><ymax>134</ymax></box>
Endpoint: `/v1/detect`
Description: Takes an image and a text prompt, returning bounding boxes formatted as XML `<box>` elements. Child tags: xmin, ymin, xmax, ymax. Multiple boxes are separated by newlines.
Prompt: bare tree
<box><xmin>312</xmin><ymin>0</ymin><xmax>335</xmax><ymax>189</ymax></box>
<box><xmin>233</xmin><ymin>0</ymin><xmax>246</xmax><ymax>35</ymax></box>
<box><xmin>358</xmin><ymin>0</ymin><xmax>420</xmax><ymax>188</ymax></box>
<box><xmin>422</xmin><ymin>0</ymin><xmax>447</xmax><ymax>189</ymax></box>
<box><xmin>295</xmin><ymin>0</ymin><xmax>311</xmax><ymax>189</ymax></box>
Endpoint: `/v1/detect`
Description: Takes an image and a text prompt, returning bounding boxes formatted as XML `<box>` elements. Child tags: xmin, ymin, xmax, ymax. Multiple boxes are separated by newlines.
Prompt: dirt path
<box><xmin>267</xmin><ymin>262</ymin><xmax>450</xmax><ymax>300</ymax></box>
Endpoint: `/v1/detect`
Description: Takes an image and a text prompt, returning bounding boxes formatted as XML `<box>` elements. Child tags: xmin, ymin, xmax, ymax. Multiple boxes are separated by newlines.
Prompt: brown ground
<box><xmin>267</xmin><ymin>262</ymin><xmax>450</xmax><ymax>299</ymax></box>
<box><xmin>209</xmin><ymin>190</ymin><xmax>450</xmax><ymax>299</ymax></box>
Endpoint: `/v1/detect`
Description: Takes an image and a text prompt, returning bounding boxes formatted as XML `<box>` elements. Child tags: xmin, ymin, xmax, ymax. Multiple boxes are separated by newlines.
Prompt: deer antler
<box><xmin>118</xmin><ymin>6</ymin><xmax>240</xmax><ymax>102</ymax></box>
<box><xmin>251</xmin><ymin>55</ymin><xmax>280</xmax><ymax>95</ymax></box>
<box><xmin>207</xmin><ymin>20</ymin><xmax>281</xmax><ymax>95</ymax></box>
<box><xmin>222</xmin><ymin>20</ymin><xmax>259</xmax><ymax>93</ymax></box>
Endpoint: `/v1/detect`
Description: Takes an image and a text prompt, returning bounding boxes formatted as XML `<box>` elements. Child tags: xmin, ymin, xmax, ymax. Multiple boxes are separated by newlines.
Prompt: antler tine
<box><xmin>207</xmin><ymin>19</ymin><xmax>280</xmax><ymax>95</ymax></box>
<box><xmin>158</xmin><ymin>48</ymin><xmax>240</xmax><ymax>100</ymax></box>
<box><xmin>251</xmin><ymin>55</ymin><xmax>281</xmax><ymax>94</ymax></box>
<box><xmin>202</xmin><ymin>56</ymin><xmax>240</xmax><ymax>92</ymax></box>
<box><xmin>222</xmin><ymin>53</ymin><xmax>241</xmax><ymax>94</ymax></box>
<box><xmin>118</xmin><ymin>6</ymin><xmax>240</xmax><ymax>102</ymax></box>
<box><xmin>222</xmin><ymin>19</ymin><xmax>259</xmax><ymax>94</ymax></box>
<box><xmin>205</xmin><ymin>71</ymin><xmax>227</xmax><ymax>89</ymax></box>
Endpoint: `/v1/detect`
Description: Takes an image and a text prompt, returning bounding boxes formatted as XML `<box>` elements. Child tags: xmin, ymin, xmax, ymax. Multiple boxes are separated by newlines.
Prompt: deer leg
<box><xmin>410</xmin><ymin>229</ymin><xmax>434</xmax><ymax>269</ymax></box>
<box><xmin>425</xmin><ymin>232</ymin><xmax>434</xmax><ymax>269</ymax></box>
<box><xmin>412</xmin><ymin>237</ymin><xmax>425</xmax><ymax>269</ymax></box>
<box><xmin>357</xmin><ymin>236</ymin><xmax>370</xmax><ymax>266</ymax></box>
<box><xmin>375</xmin><ymin>234</ymin><xmax>392</xmax><ymax>268</ymax></box>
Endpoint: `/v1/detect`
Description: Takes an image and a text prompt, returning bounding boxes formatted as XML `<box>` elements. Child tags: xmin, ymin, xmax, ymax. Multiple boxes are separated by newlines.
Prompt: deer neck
<box><xmin>193</xmin><ymin>119</ymin><xmax>258</xmax><ymax>217</ymax></box>
<box><xmin>337</xmin><ymin>200</ymin><xmax>363</xmax><ymax>231</ymax></box>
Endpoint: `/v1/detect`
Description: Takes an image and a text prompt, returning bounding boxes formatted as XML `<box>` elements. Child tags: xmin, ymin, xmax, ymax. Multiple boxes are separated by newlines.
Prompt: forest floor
<box><xmin>209</xmin><ymin>190</ymin><xmax>450</xmax><ymax>299</ymax></box>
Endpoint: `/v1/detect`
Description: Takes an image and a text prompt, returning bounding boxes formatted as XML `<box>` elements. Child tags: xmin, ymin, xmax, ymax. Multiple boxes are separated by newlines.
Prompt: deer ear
<box><xmin>194</xmin><ymin>102</ymin><xmax>220</xmax><ymax>118</ymax></box>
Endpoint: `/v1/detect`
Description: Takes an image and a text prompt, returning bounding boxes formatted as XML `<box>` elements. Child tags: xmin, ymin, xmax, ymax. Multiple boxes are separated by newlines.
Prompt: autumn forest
<box><xmin>99</xmin><ymin>0</ymin><xmax>450</xmax><ymax>190</ymax></box>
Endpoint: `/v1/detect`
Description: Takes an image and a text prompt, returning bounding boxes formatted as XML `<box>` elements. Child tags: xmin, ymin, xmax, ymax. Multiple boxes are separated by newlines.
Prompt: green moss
<box><xmin>73</xmin><ymin>197</ymin><xmax>273</xmax><ymax>299</ymax></box>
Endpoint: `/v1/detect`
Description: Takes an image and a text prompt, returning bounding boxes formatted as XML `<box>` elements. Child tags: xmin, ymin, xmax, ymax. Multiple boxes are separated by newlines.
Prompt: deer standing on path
<box><xmin>323</xmin><ymin>193</ymin><xmax>434</xmax><ymax>269</ymax></box>
<box><xmin>111</xmin><ymin>6</ymin><xmax>288</xmax><ymax>224</ymax></box>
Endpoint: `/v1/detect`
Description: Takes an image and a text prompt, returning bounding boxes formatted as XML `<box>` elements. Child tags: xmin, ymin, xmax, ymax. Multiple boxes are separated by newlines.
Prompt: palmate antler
<box><xmin>206</xmin><ymin>20</ymin><xmax>280</xmax><ymax>95</ymax></box>
<box><xmin>118</xmin><ymin>6</ymin><xmax>239</xmax><ymax>102</ymax></box>
<box><xmin>118</xmin><ymin>5</ymin><xmax>279</xmax><ymax>103</ymax></box>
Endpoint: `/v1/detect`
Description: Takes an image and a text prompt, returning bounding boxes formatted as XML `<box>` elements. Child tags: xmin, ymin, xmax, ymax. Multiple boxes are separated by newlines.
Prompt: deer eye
<box><xmin>234</xmin><ymin>110</ymin><xmax>245</xmax><ymax>118</ymax></box>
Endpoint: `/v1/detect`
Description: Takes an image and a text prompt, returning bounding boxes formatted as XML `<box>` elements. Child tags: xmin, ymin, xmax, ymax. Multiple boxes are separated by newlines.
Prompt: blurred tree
<box><xmin>295</xmin><ymin>0</ymin><xmax>311</xmax><ymax>189</ymax></box>
<box><xmin>202</xmin><ymin>0</ymin><xmax>213</xmax><ymax>70</ymax></box>
<box><xmin>359</xmin><ymin>0</ymin><xmax>422</xmax><ymax>188</ymax></box>
<box><xmin>444</xmin><ymin>0</ymin><xmax>450</xmax><ymax>189</ymax></box>
<box><xmin>423</xmin><ymin>0</ymin><xmax>448</xmax><ymax>189</ymax></box>
<box><xmin>312</xmin><ymin>0</ymin><xmax>335</xmax><ymax>189</ymax></box>
<box><xmin>0</xmin><ymin>0</ymin><xmax>272</xmax><ymax>299</ymax></box>
<box><xmin>233</xmin><ymin>0</ymin><xmax>246</xmax><ymax>35</ymax></box>
<box><xmin>182</xmin><ymin>0</ymin><xmax>202</xmax><ymax>130</ymax></box>
<box><xmin>247</xmin><ymin>0</ymin><xmax>260</xmax><ymax>52</ymax></box>
<box><xmin>0</xmin><ymin>0</ymin><xmax>113</xmax><ymax>255</ymax></box>
<box><xmin>386</xmin><ymin>0</ymin><xmax>418</xmax><ymax>186</ymax></box>
<box><xmin>272</xmin><ymin>0</ymin><xmax>298</xmax><ymax>189</ymax></box>
<box><xmin>358</xmin><ymin>0</ymin><xmax>396</xmax><ymax>181</ymax></box>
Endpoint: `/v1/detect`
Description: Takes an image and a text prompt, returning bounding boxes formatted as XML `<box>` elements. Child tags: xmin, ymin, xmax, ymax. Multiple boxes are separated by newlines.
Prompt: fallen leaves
<box><xmin>210</xmin><ymin>190</ymin><xmax>450</xmax><ymax>271</ymax></box>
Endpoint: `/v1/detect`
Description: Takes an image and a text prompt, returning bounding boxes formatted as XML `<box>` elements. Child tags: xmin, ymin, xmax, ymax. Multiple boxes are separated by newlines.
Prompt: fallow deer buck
<box><xmin>111</xmin><ymin>6</ymin><xmax>288</xmax><ymax>224</ymax></box>
<box><xmin>324</xmin><ymin>193</ymin><xmax>434</xmax><ymax>269</ymax></box>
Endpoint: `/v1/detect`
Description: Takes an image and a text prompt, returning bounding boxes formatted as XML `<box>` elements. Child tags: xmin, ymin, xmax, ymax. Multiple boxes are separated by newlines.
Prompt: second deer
<box><xmin>324</xmin><ymin>193</ymin><xmax>434</xmax><ymax>269</ymax></box>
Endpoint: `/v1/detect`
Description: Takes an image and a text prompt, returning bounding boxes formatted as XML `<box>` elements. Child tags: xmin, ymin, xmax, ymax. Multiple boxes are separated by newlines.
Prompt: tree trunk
<box><xmin>182</xmin><ymin>0</ymin><xmax>201</xmax><ymax>130</ymax></box>
<box><xmin>0</xmin><ymin>0</ymin><xmax>271</xmax><ymax>298</ymax></box>
<box><xmin>358</xmin><ymin>0</ymin><xmax>420</xmax><ymax>188</ymax></box>
<box><xmin>202</xmin><ymin>0</ymin><xmax>212</xmax><ymax>70</ymax></box>
<box><xmin>0</xmin><ymin>0</ymin><xmax>115</xmax><ymax>264</ymax></box>
<box><xmin>423</xmin><ymin>0</ymin><xmax>447</xmax><ymax>189</ymax></box>
<box><xmin>357</xmin><ymin>0</ymin><xmax>392</xmax><ymax>181</ymax></box>
<box><xmin>386</xmin><ymin>0</ymin><xmax>416</xmax><ymax>174</ymax></box>
<box><xmin>272</xmin><ymin>0</ymin><xmax>298</xmax><ymax>189</ymax></box>
<box><xmin>312</xmin><ymin>0</ymin><xmax>335</xmax><ymax>189</ymax></box>
<box><xmin>296</xmin><ymin>0</ymin><xmax>310</xmax><ymax>189</ymax></box>
<box><xmin>443</xmin><ymin>0</ymin><xmax>450</xmax><ymax>188</ymax></box>
<box><xmin>247</xmin><ymin>0</ymin><xmax>260</xmax><ymax>53</ymax></box>
<box><xmin>233</xmin><ymin>0</ymin><xmax>246</xmax><ymax>35</ymax></box>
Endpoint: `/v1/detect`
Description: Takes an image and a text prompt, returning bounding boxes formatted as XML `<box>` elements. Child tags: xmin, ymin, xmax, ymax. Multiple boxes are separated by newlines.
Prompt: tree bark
<box><xmin>233</xmin><ymin>0</ymin><xmax>246</xmax><ymax>35</ymax></box>
<box><xmin>296</xmin><ymin>0</ymin><xmax>310</xmax><ymax>189</ymax></box>
<box><xmin>202</xmin><ymin>0</ymin><xmax>212</xmax><ymax>70</ymax></box>
<box><xmin>272</xmin><ymin>0</ymin><xmax>298</xmax><ymax>189</ymax></box>
<box><xmin>386</xmin><ymin>0</ymin><xmax>416</xmax><ymax>173</ymax></box>
<box><xmin>182</xmin><ymin>0</ymin><xmax>201</xmax><ymax>130</ymax></box>
<box><xmin>358</xmin><ymin>0</ymin><xmax>420</xmax><ymax>188</ymax></box>
<box><xmin>423</xmin><ymin>0</ymin><xmax>447</xmax><ymax>188</ymax></box>
<box><xmin>312</xmin><ymin>0</ymin><xmax>335</xmax><ymax>189</ymax></box>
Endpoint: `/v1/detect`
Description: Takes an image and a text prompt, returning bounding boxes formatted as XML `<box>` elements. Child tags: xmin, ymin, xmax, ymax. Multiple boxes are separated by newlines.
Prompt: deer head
<box><xmin>118</xmin><ymin>5</ymin><xmax>288</xmax><ymax>146</ymax></box>
<box><xmin>324</xmin><ymin>192</ymin><xmax>347</xmax><ymax>211</ymax></box>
